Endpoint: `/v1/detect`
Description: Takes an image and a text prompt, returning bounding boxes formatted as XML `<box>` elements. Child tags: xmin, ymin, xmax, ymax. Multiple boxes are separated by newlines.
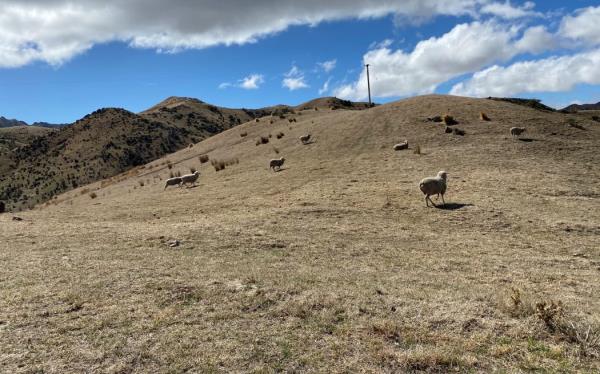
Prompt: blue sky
<box><xmin>1</xmin><ymin>0</ymin><xmax>599</xmax><ymax>124</ymax></box>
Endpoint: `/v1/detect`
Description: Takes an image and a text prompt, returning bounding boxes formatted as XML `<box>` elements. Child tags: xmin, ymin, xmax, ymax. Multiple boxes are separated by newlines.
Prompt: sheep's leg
<box><xmin>427</xmin><ymin>195</ymin><xmax>436</xmax><ymax>207</ymax></box>
<box><xmin>441</xmin><ymin>193</ymin><xmax>445</xmax><ymax>206</ymax></box>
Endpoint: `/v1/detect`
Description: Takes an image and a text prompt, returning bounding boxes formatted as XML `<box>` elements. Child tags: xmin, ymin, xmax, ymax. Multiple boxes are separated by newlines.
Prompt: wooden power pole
<box><xmin>365</xmin><ymin>64</ymin><xmax>372</xmax><ymax>107</ymax></box>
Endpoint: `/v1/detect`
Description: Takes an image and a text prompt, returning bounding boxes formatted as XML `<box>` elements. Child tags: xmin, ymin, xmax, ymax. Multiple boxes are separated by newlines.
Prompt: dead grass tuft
<box><xmin>198</xmin><ymin>154</ymin><xmax>209</xmax><ymax>163</ymax></box>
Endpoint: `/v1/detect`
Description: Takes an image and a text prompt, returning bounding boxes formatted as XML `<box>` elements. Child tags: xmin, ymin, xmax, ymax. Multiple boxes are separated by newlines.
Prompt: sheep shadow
<box><xmin>302</xmin><ymin>140</ymin><xmax>315</xmax><ymax>145</ymax></box>
<box><xmin>517</xmin><ymin>138</ymin><xmax>537</xmax><ymax>142</ymax></box>
<box><xmin>273</xmin><ymin>167</ymin><xmax>287</xmax><ymax>173</ymax></box>
<box><xmin>435</xmin><ymin>202</ymin><xmax>473</xmax><ymax>210</ymax></box>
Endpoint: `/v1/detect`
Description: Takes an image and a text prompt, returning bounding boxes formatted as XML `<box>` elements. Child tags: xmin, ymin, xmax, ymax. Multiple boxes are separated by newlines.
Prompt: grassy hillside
<box><xmin>0</xmin><ymin>97</ymin><xmax>369</xmax><ymax>211</ymax></box>
<box><xmin>1</xmin><ymin>95</ymin><xmax>598</xmax><ymax>372</ymax></box>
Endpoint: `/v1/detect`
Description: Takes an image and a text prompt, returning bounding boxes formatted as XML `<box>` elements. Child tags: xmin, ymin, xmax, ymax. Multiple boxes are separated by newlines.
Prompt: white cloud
<box><xmin>480</xmin><ymin>1</ymin><xmax>540</xmax><ymax>19</ymax></box>
<box><xmin>369</xmin><ymin>39</ymin><xmax>394</xmax><ymax>50</ymax></box>
<box><xmin>317</xmin><ymin>59</ymin><xmax>337</xmax><ymax>73</ymax></box>
<box><xmin>559</xmin><ymin>6</ymin><xmax>600</xmax><ymax>46</ymax></box>
<box><xmin>318</xmin><ymin>77</ymin><xmax>332</xmax><ymax>95</ymax></box>
<box><xmin>239</xmin><ymin>74</ymin><xmax>264</xmax><ymax>89</ymax></box>
<box><xmin>282</xmin><ymin>65</ymin><xmax>309</xmax><ymax>90</ymax></box>
<box><xmin>515</xmin><ymin>25</ymin><xmax>556</xmax><ymax>54</ymax></box>
<box><xmin>0</xmin><ymin>0</ymin><xmax>542</xmax><ymax>68</ymax></box>
<box><xmin>450</xmin><ymin>48</ymin><xmax>600</xmax><ymax>97</ymax></box>
<box><xmin>218</xmin><ymin>82</ymin><xmax>232</xmax><ymax>89</ymax></box>
<box><xmin>334</xmin><ymin>21</ymin><xmax>525</xmax><ymax>100</ymax></box>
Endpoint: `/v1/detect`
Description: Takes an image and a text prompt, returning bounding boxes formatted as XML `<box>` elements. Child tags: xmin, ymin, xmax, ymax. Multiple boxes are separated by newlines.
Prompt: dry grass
<box><xmin>1</xmin><ymin>95</ymin><xmax>599</xmax><ymax>372</ymax></box>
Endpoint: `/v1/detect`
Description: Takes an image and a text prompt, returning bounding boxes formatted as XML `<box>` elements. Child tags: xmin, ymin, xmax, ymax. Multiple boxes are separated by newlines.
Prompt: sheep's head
<box><xmin>281</xmin><ymin>157</ymin><xmax>285</xmax><ymax>162</ymax></box>
<box><xmin>194</xmin><ymin>171</ymin><xmax>200</xmax><ymax>175</ymax></box>
<box><xmin>438</xmin><ymin>171</ymin><xmax>448</xmax><ymax>180</ymax></box>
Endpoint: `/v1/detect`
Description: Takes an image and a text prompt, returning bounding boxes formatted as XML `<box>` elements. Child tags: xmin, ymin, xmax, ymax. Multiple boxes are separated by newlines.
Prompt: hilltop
<box><xmin>1</xmin><ymin>95</ymin><xmax>598</xmax><ymax>372</ymax></box>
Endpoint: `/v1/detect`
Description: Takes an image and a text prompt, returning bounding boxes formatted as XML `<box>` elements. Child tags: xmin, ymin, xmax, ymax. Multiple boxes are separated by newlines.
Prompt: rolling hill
<box><xmin>1</xmin><ymin>95</ymin><xmax>598</xmax><ymax>372</ymax></box>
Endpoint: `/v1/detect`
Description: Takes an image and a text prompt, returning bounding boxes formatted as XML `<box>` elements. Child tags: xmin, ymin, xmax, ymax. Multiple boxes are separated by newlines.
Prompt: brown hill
<box><xmin>2</xmin><ymin>95</ymin><xmax>599</xmax><ymax>372</ymax></box>
<box><xmin>295</xmin><ymin>96</ymin><xmax>372</xmax><ymax>110</ymax></box>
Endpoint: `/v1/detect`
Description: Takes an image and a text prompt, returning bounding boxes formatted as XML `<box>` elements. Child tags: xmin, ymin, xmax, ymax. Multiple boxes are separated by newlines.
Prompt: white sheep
<box><xmin>300</xmin><ymin>134</ymin><xmax>311</xmax><ymax>144</ymax></box>
<box><xmin>419</xmin><ymin>171</ymin><xmax>448</xmax><ymax>207</ymax></box>
<box><xmin>510</xmin><ymin>127</ymin><xmax>526</xmax><ymax>136</ymax></box>
<box><xmin>180</xmin><ymin>171</ymin><xmax>200</xmax><ymax>187</ymax></box>
<box><xmin>164</xmin><ymin>177</ymin><xmax>182</xmax><ymax>190</ymax></box>
<box><xmin>270</xmin><ymin>157</ymin><xmax>285</xmax><ymax>171</ymax></box>
<box><xmin>393</xmin><ymin>141</ymin><xmax>408</xmax><ymax>151</ymax></box>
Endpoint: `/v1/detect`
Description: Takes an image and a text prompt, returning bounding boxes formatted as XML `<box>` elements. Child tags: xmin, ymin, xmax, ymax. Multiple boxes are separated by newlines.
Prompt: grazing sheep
<box><xmin>164</xmin><ymin>177</ymin><xmax>182</xmax><ymax>190</ymax></box>
<box><xmin>419</xmin><ymin>171</ymin><xmax>448</xmax><ymax>207</ymax></box>
<box><xmin>180</xmin><ymin>171</ymin><xmax>200</xmax><ymax>187</ymax></box>
<box><xmin>270</xmin><ymin>157</ymin><xmax>285</xmax><ymax>171</ymax></box>
<box><xmin>510</xmin><ymin>127</ymin><xmax>526</xmax><ymax>136</ymax></box>
<box><xmin>393</xmin><ymin>141</ymin><xmax>408</xmax><ymax>151</ymax></box>
<box><xmin>300</xmin><ymin>134</ymin><xmax>311</xmax><ymax>144</ymax></box>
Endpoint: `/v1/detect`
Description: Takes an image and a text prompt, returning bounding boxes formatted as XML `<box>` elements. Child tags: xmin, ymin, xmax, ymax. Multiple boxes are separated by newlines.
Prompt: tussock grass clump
<box><xmin>273</xmin><ymin>147</ymin><xmax>280</xmax><ymax>154</ymax></box>
<box><xmin>255</xmin><ymin>118</ymin><xmax>260</xmax><ymax>122</ymax></box>
<box><xmin>480</xmin><ymin>112</ymin><xmax>491</xmax><ymax>121</ymax></box>
<box><xmin>443</xmin><ymin>114</ymin><xmax>458</xmax><ymax>126</ymax></box>
<box><xmin>211</xmin><ymin>158</ymin><xmax>239</xmax><ymax>172</ymax></box>
<box><xmin>414</xmin><ymin>144</ymin><xmax>422</xmax><ymax>155</ymax></box>
<box><xmin>166</xmin><ymin>160</ymin><xmax>173</xmax><ymax>169</ymax></box>
<box><xmin>276</xmin><ymin>132</ymin><xmax>284</xmax><ymax>139</ymax></box>
<box><xmin>198</xmin><ymin>154</ymin><xmax>209</xmax><ymax>164</ymax></box>
<box><xmin>240</xmin><ymin>132</ymin><xmax>248</xmax><ymax>137</ymax></box>
<box><xmin>188</xmin><ymin>143</ymin><xmax>194</xmax><ymax>148</ymax></box>
<box><xmin>138</xmin><ymin>180</ymin><xmax>144</xmax><ymax>187</ymax></box>
<box><xmin>500</xmin><ymin>288</ymin><xmax>600</xmax><ymax>356</ymax></box>
<box><xmin>88</xmin><ymin>192</ymin><xmax>97</xmax><ymax>199</ymax></box>
<box><xmin>169</xmin><ymin>171</ymin><xmax>181</xmax><ymax>178</ymax></box>
<box><xmin>80</xmin><ymin>188</ymin><xmax>90</xmax><ymax>195</ymax></box>
<box><xmin>256</xmin><ymin>136</ymin><xmax>269</xmax><ymax>146</ymax></box>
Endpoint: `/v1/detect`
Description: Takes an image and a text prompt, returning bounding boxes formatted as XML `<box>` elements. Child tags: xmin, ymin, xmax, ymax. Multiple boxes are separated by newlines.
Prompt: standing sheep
<box><xmin>164</xmin><ymin>177</ymin><xmax>182</xmax><ymax>190</ymax></box>
<box><xmin>180</xmin><ymin>171</ymin><xmax>200</xmax><ymax>187</ymax></box>
<box><xmin>300</xmin><ymin>134</ymin><xmax>311</xmax><ymax>144</ymax></box>
<box><xmin>510</xmin><ymin>127</ymin><xmax>526</xmax><ymax>136</ymax></box>
<box><xmin>270</xmin><ymin>157</ymin><xmax>285</xmax><ymax>171</ymax></box>
<box><xmin>419</xmin><ymin>171</ymin><xmax>448</xmax><ymax>207</ymax></box>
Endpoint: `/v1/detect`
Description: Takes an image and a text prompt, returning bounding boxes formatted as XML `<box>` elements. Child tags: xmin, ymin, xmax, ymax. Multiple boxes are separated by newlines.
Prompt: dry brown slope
<box><xmin>1</xmin><ymin>95</ymin><xmax>599</xmax><ymax>372</ymax></box>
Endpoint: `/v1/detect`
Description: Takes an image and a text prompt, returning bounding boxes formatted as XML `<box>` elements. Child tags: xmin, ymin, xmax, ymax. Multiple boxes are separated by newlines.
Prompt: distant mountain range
<box><xmin>561</xmin><ymin>102</ymin><xmax>600</xmax><ymax>112</ymax></box>
<box><xmin>0</xmin><ymin>116</ymin><xmax>27</xmax><ymax>128</ymax></box>
<box><xmin>0</xmin><ymin>116</ymin><xmax>66</xmax><ymax>128</ymax></box>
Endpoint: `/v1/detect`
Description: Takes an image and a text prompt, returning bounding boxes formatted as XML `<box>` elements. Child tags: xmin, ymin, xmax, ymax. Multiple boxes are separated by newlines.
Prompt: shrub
<box><xmin>0</xmin><ymin>201</ymin><xmax>5</xmax><ymax>214</ymax></box>
<box><xmin>276</xmin><ymin>132</ymin><xmax>284</xmax><ymax>139</ymax></box>
<box><xmin>199</xmin><ymin>154</ymin><xmax>209</xmax><ymax>163</ymax></box>
<box><xmin>240</xmin><ymin>132</ymin><xmax>248</xmax><ymax>137</ymax></box>
<box><xmin>255</xmin><ymin>118</ymin><xmax>260</xmax><ymax>122</ymax></box>
<box><xmin>167</xmin><ymin>160</ymin><xmax>173</xmax><ymax>169</ymax></box>
<box><xmin>188</xmin><ymin>143</ymin><xmax>194</xmax><ymax>148</ymax></box>
<box><xmin>257</xmin><ymin>136</ymin><xmax>269</xmax><ymax>145</ymax></box>
<box><xmin>480</xmin><ymin>112</ymin><xmax>491</xmax><ymax>121</ymax></box>
<box><xmin>89</xmin><ymin>192</ymin><xmax>97</xmax><ymax>199</ymax></box>
<box><xmin>80</xmin><ymin>188</ymin><xmax>90</xmax><ymax>195</ymax></box>
<box><xmin>211</xmin><ymin>160</ymin><xmax>226</xmax><ymax>172</ymax></box>
<box><xmin>414</xmin><ymin>144</ymin><xmax>421</xmax><ymax>155</ymax></box>
<box><xmin>453</xmin><ymin>128</ymin><xmax>466</xmax><ymax>136</ymax></box>
<box><xmin>138</xmin><ymin>180</ymin><xmax>145</xmax><ymax>187</ymax></box>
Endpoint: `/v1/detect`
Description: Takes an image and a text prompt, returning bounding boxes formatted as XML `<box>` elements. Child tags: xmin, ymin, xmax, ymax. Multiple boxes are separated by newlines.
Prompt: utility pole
<box><xmin>365</xmin><ymin>64</ymin><xmax>372</xmax><ymax>107</ymax></box>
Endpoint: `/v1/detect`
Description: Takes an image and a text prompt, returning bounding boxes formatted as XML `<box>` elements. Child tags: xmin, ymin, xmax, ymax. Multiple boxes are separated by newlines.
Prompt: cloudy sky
<box><xmin>1</xmin><ymin>0</ymin><xmax>599</xmax><ymax>123</ymax></box>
